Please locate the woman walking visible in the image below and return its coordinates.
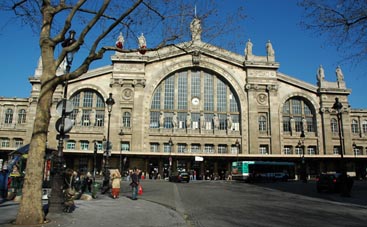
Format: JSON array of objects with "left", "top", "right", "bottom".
[{"left": 111, "top": 170, "right": 121, "bottom": 199}]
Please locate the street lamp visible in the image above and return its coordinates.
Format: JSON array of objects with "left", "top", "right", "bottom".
[
  {"left": 118, "top": 130, "right": 124, "bottom": 175},
  {"left": 102, "top": 93, "right": 115, "bottom": 194},
  {"left": 299, "top": 130, "right": 306, "bottom": 183},
  {"left": 353, "top": 142, "right": 357, "bottom": 178},
  {"left": 49, "top": 30, "right": 77, "bottom": 212},
  {"left": 168, "top": 138, "right": 173, "bottom": 177},
  {"left": 235, "top": 139, "right": 240, "bottom": 164},
  {"left": 332, "top": 97, "right": 350, "bottom": 196}
]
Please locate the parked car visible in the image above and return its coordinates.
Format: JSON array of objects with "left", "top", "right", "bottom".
[
  {"left": 169, "top": 172, "right": 190, "bottom": 183},
  {"left": 316, "top": 173, "right": 353, "bottom": 193}
]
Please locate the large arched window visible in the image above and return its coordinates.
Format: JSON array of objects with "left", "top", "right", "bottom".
[
  {"left": 70, "top": 89, "right": 105, "bottom": 127},
  {"left": 149, "top": 69, "right": 240, "bottom": 130},
  {"left": 282, "top": 97, "right": 316, "bottom": 133}
]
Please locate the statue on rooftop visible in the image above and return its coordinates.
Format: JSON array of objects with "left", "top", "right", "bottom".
[
  {"left": 317, "top": 65, "right": 325, "bottom": 82},
  {"left": 266, "top": 40, "right": 274, "bottom": 57},
  {"left": 245, "top": 39, "right": 253, "bottom": 57},
  {"left": 336, "top": 66, "right": 344, "bottom": 81},
  {"left": 190, "top": 17, "right": 202, "bottom": 41}
]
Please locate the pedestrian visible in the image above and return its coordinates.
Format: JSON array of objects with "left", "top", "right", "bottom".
[
  {"left": 85, "top": 172, "right": 93, "bottom": 193},
  {"left": 130, "top": 168, "right": 139, "bottom": 200},
  {"left": 111, "top": 170, "right": 121, "bottom": 199}
]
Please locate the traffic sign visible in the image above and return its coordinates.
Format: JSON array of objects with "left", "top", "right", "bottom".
[
  {"left": 55, "top": 118, "right": 74, "bottom": 133},
  {"left": 56, "top": 100, "right": 74, "bottom": 115}
]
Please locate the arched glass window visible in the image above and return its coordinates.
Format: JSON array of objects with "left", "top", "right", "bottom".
[
  {"left": 4, "top": 109, "right": 13, "bottom": 124},
  {"left": 282, "top": 97, "right": 316, "bottom": 133},
  {"left": 18, "top": 109, "right": 27, "bottom": 124},
  {"left": 351, "top": 119, "right": 359, "bottom": 134},
  {"left": 150, "top": 69, "right": 240, "bottom": 130},
  {"left": 122, "top": 112, "right": 131, "bottom": 128},
  {"left": 70, "top": 89, "right": 105, "bottom": 127},
  {"left": 331, "top": 118, "right": 338, "bottom": 133}
]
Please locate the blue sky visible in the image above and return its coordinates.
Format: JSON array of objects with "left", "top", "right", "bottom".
[{"left": 0, "top": 0, "right": 366, "bottom": 108}]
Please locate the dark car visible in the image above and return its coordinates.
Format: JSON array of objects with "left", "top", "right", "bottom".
[
  {"left": 316, "top": 173, "right": 353, "bottom": 193},
  {"left": 169, "top": 172, "right": 190, "bottom": 183}
]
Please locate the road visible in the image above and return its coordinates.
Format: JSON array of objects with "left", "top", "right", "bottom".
[{"left": 121, "top": 180, "right": 367, "bottom": 227}]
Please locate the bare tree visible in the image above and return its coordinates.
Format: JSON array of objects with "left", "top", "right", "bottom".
[
  {"left": 299, "top": 0, "right": 367, "bottom": 63},
  {"left": 0, "top": 0, "right": 246, "bottom": 225}
]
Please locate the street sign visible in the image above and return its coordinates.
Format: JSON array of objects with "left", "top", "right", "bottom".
[
  {"left": 55, "top": 118, "right": 74, "bottom": 133},
  {"left": 56, "top": 100, "right": 74, "bottom": 115}
]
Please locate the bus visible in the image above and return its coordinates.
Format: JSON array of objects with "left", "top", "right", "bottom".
[{"left": 231, "top": 161, "right": 295, "bottom": 182}]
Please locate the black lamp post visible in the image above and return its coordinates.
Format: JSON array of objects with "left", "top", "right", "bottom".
[
  {"left": 102, "top": 93, "right": 115, "bottom": 194},
  {"left": 235, "top": 139, "right": 240, "bottom": 164},
  {"left": 168, "top": 138, "right": 173, "bottom": 177},
  {"left": 119, "top": 130, "right": 124, "bottom": 174},
  {"left": 332, "top": 97, "right": 350, "bottom": 197},
  {"left": 49, "top": 30, "right": 77, "bottom": 212},
  {"left": 299, "top": 130, "right": 306, "bottom": 183},
  {"left": 353, "top": 142, "right": 357, "bottom": 178}
]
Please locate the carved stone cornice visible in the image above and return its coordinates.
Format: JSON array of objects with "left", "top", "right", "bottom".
[
  {"left": 110, "top": 78, "right": 146, "bottom": 88},
  {"left": 133, "top": 79, "right": 146, "bottom": 88}
]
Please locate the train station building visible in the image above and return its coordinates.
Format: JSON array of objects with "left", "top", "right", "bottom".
[{"left": 1, "top": 18, "right": 366, "bottom": 180}]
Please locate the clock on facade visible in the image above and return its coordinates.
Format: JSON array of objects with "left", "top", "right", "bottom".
[{"left": 191, "top": 97, "right": 200, "bottom": 105}]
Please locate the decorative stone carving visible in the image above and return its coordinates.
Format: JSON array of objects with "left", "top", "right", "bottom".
[
  {"left": 266, "top": 40, "right": 274, "bottom": 57},
  {"left": 122, "top": 88, "right": 134, "bottom": 100},
  {"left": 133, "top": 79, "right": 146, "bottom": 88},
  {"left": 245, "top": 39, "right": 253, "bottom": 58},
  {"left": 257, "top": 93, "right": 267, "bottom": 105},
  {"left": 336, "top": 66, "right": 344, "bottom": 81},
  {"left": 190, "top": 17, "right": 202, "bottom": 41},
  {"left": 317, "top": 65, "right": 325, "bottom": 82},
  {"left": 192, "top": 51, "right": 201, "bottom": 65}
]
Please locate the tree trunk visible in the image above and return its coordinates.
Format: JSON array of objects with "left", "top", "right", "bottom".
[{"left": 15, "top": 86, "right": 54, "bottom": 225}]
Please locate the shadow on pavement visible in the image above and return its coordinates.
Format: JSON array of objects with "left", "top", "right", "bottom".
[{"left": 252, "top": 180, "right": 367, "bottom": 207}]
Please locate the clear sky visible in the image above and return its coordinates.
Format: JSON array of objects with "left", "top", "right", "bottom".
[{"left": 0, "top": 0, "right": 366, "bottom": 108}]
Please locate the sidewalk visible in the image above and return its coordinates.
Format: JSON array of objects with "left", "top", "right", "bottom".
[{"left": 0, "top": 194, "right": 187, "bottom": 227}]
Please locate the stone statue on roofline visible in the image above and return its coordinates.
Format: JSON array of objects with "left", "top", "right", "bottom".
[
  {"left": 266, "top": 40, "right": 274, "bottom": 57},
  {"left": 317, "top": 65, "right": 325, "bottom": 82},
  {"left": 190, "top": 17, "right": 202, "bottom": 41},
  {"left": 115, "top": 32, "right": 124, "bottom": 49},
  {"left": 336, "top": 66, "right": 344, "bottom": 81},
  {"left": 245, "top": 39, "right": 253, "bottom": 57}
]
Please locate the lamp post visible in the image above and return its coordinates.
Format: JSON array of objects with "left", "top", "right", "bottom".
[
  {"left": 102, "top": 93, "right": 115, "bottom": 194},
  {"left": 49, "top": 30, "right": 77, "bottom": 212},
  {"left": 299, "top": 130, "right": 306, "bottom": 183},
  {"left": 353, "top": 142, "right": 357, "bottom": 178},
  {"left": 168, "top": 137, "right": 173, "bottom": 177},
  {"left": 235, "top": 139, "right": 240, "bottom": 164},
  {"left": 332, "top": 97, "right": 350, "bottom": 197},
  {"left": 119, "top": 130, "right": 124, "bottom": 174}
]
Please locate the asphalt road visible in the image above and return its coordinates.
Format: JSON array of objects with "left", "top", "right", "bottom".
[{"left": 121, "top": 180, "right": 367, "bottom": 227}]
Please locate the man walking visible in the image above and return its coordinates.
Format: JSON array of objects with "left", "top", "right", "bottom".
[{"left": 130, "top": 168, "right": 139, "bottom": 200}]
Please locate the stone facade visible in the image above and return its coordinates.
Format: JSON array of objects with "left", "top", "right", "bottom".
[{"left": 1, "top": 19, "right": 366, "bottom": 180}]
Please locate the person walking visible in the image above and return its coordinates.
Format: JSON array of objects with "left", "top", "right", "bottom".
[
  {"left": 130, "top": 168, "right": 139, "bottom": 200},
  {"left": 111, "top": 170, "right": 121, "bottom": 199}
]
